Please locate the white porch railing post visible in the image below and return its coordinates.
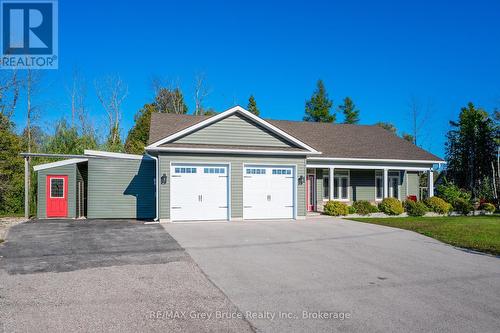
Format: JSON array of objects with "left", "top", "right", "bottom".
[
  {"left": 383, "top": 168, "right": 388, "bottom": 198},
  {"left": 329, "top": 167, "right": 334, "bottom": 200},
  {"left": 428, "top": 169, "right": 434, "bottom": 197}
]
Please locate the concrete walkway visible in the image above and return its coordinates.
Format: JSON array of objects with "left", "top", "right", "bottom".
[{"left": 164, "top": 217, "right": 500, "bottom": 333}]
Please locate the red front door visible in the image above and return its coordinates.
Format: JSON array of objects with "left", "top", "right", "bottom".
[
  {"left": 306, "top": 174, "right": 316, "bottom": 212},
  {"left": 46, "top": 175, "right": 68, "bottom": 217}
]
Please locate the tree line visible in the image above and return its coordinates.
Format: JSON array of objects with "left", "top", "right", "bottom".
[{"left": 0, "top": 72, "right": 498, "bottom": 215}]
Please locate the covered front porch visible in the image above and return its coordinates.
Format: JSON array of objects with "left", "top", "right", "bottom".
[{"left": 305, "top": 160, "right": 435, "bottom": 213}]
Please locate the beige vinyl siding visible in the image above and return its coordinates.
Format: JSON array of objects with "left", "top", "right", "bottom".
[
  {"left": 158, "top": 153, "right": 306, "bottom": 220},
  {"left": 87, "top": 158, "right": 155, "bottom": 219},
  {"left": 173, "top": 114, "right": 295, "bottom": 148},
  {"left": 37, "top": 164, "right": 77, "bottom": 218}
]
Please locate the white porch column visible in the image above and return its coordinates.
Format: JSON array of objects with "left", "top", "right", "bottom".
[
  {"left": 329, "top": 167, "right": 334, "bottom": 200},
  {"left": 428, "top": 169, "right": 434, "bottom": 197},
  {"left": 383, "top": 168, "right": 388, "bottom": 198}
]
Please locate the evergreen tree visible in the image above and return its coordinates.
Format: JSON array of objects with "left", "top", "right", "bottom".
[
  {"left": 124, "top": 104, "right": 156, "bottom": 154},
  {"left": 338, "top": 97, "right": 360, "bottom": 124},
  {"left": 247, "top": 95, "right": 260, "bottom": 116},
  {"left": 303, "top": 80, "right": 334, "bottom": 122},
  {"left": 0, "top": 114, "right": 24, "bottom": 214},
  {"left": 375, "top": 122, "right": 397, "bottom": 135},
  {"left": 445, "top": 102, "right": 499, "bottom": 199},
  {"left": 104, "top": 126, "right": 123, "bottom": 152},
  {"left": 402, "top": 133, "right": 415, "bottom": 143}
]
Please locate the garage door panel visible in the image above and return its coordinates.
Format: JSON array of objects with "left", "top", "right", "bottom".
[
  {"left": 171, "top": 164, "right": 229, "bottom": 221},
  {"left": 243, "top": 166, "right": 294, "bottom": 220}
]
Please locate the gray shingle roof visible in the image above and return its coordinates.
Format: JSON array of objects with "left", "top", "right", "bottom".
[{"left": 148, "top": 113, "right": 443, "bottom": 161}]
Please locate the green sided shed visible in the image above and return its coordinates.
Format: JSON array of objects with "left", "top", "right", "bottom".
[{"left": 34, "top": 152, "right": 156, "bottom": 220}]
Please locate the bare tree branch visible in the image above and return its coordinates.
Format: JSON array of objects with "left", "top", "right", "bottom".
[
  {"left": 94, "top": 75, "right": 128, "bottom": 146},
  {"left": 194, "top": 72, "right": 211, "bottom": 115}
]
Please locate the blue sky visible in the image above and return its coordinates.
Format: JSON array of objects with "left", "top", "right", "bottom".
[{"left": 10, "top": 0, "right": 500, "bottom": 158}]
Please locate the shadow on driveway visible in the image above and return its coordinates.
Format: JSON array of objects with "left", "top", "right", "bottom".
[{"left": 0, "top": 219, "right": 189, "bottom": 274}]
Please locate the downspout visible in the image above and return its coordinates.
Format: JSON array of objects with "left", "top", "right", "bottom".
[{"left": 145, "top": 152, "right": 159, "bottom": 223}]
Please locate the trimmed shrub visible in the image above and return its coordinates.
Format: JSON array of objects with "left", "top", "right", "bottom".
[
  {"left": 480, "top": 203, "right": 496, "bottom": 213},
  {"left": 453, "top": 198, "right": 473, "bottom": 215},
  {"left": 347, "top": 206, "right": 356, "bottom": 214},
  {"left": 425, "top": 197, "right": 452, "bottom": 215},
  {"left": 378, "top": 198, "right": 404, "bottom": 215},
  {"left": 324, "top": 201, "right": 349, "bottom": 216},
  {"left": 436, "top": 182, "right": 471, "bottom": 206},
  {"left": 404, "top": 200, "right": 428, "bottom": 217},
  {"left": 369, "top": 204, "right": 380, "bottom": 213},
  {"left": 352, "top": 200, "right": 378, "bottom": 215}
]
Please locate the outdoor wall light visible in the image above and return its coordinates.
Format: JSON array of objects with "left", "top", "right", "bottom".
[
  {"left": 298, "top": 175, "right": 304, "bottom": 185},
  {"left": 161, "top": 173, "right": 167, "bottom": 185}
]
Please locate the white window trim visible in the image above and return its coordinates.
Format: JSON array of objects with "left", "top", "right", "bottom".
[
  {"left": 49, "top": 177, "right": 65, "bottom": 199},
  {"left": 333, "top": 170, "right": 350, "bottom": 201},
  {"left": 375, "top": 171, "right": 383, "bottom": 201}
]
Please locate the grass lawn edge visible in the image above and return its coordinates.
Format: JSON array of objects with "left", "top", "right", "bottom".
[{"left": 346, "top": 216, "right": 500, "bottom": 257}]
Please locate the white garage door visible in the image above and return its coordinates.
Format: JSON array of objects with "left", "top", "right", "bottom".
[
  {"left": 243, "top": 166, "right": 295, "bottom": 220},
  {"left": 170, "top": 164, "right": 229, "bottom": 221}
]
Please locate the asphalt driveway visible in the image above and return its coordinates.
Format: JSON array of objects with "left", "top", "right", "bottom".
[
  {"left": 164, "top": 217, "right": 500, "bottom": 333},
  {"left": 0, "top": 219, "right": 253, "bottom": 332}
]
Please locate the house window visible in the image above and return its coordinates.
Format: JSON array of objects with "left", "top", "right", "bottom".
[
  {"left": 333, "top": 170, "right": 349, "bottom": 200},
  {"left": 375, "top": 171, "right": 383, "bottom": 200},
  {"left": 323, "top": 176, "right": 329, "bottom": 199},
  {"left": 50, "top": 178, "right": 64, "bottom": 198}
]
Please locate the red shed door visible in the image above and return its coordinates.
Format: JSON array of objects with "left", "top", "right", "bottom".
[{"left": 46, "top": 175, "right": 68, "bottom": 217}]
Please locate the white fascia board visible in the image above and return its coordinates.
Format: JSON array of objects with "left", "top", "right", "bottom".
[
  {"left": 33, "top": 158, "right": 88, "bottom": 171},
  {"left": 306, "top": 164, "right": 431, "bottom": 171},
  {"left": 307, "top": 156, "right": 445, "bottom": 164},
  {"left": 146, "top": 106, "right": 320, "bottom": 153},
  {"left": 146, "top": 146, "right": 319, "bottom": 156},
  {"left": 84, "top": 150, "right": 151, "bottom": 160}
]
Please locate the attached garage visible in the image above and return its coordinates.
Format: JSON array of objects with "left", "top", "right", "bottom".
[
  {"left": 170, "top": 164, "right": 229, "bottom": 221},
  {"left": 243, "top": 165, "right": 295, "bottom": 220}
]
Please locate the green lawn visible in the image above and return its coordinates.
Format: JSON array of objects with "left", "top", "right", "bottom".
[
  {"left": 0, "top": 212, "right": 25, "bottom": 218},
  {"left": 348, "top": 215, "right": 500, "bottom": 256}
]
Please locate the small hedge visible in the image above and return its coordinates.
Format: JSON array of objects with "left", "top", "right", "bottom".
[
  {"left": 480, "top": 203, "right": 496, "bottom": 213},
  {"left": 347, "top": 206, "right": 357, "bottom": 214},
  {"left": 425, "top": 197, "right": 452, "bottom": 215},
  {"left": 324, "top": 201, "right": 349, "bottom": 216},
  {"left": 378, "top": 198, "right": 404, "bottom": 215},
  {"left": 453, "top": 198, "right": 473, "bottom": 215},
  {"left": 404, "top": 200, "right": 428, "bottom": 217},
  {"left": 352, "top": 200, "right": 378, "bottom": 215}
]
